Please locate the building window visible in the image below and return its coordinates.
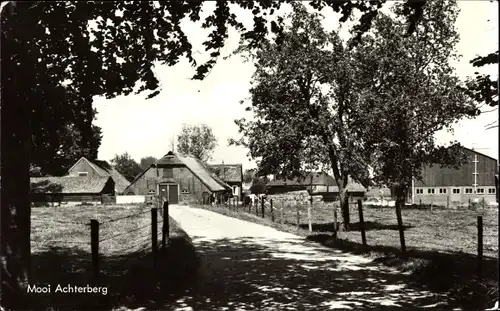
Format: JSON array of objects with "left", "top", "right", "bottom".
[
  {"left": 232, "top": 185, "right": 238, "bottom": 195},
  {"left": 439, "top": 188, "right": 447, "bottom": 194},
  {"left": 78, "top": 172, "right": 88, "bottom": 176},
  {"left": 452, "top": 188, "right": 460, "bottom": 194},
  {"left": 477, "top": 188, "right": 485, "bottom": 194},
  {"left": 163, "top": 168, "right": 173, "bottom": 178},
  {"left": 427, "top": 188, "right": 435, "bottom": 194},
  {"left": 465, "top": 188, "right": 473, "bottom": 194},
  {"left": 488, "top": 188, "right": 496, "bottom": 194},
  {"left": 416, "top": 189, "right": 423, "bottom": 194},
  {"left": 180, "top": 179, "right": 190, "bottom": 194}
]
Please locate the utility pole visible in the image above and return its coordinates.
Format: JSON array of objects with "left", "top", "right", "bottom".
[{"left": 473, "top": 154, "right": 479, "bottom": 194}]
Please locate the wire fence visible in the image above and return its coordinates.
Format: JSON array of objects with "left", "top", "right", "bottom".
[
  {"left": 31, "top": 196, "right": 169, "bottom": 278},
  {"left": 206, "top": 195, "right": 498, "bottom": 276}
]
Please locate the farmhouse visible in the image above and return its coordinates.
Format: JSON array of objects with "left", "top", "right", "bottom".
[
  {"left": 30, "top": 176, "right": 115, "bottom": 204},
  {"left": 208, "top": 163, "right": 243, "bottom": 200},
  {"left": 413, "top": 147, "right": 498, "bottom": 206},
  {"left": 66, "top": 157, "right": 130, "bottom": 194},
  {"left": 123, "top": 151, "right": 231, "bottom": 204},
  {"left": 266, "top": 172, "right": 366, "bottom": 201}
]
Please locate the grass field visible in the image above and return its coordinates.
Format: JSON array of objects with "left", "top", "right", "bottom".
[
  {"left": 195, "top": 202, "right": 499, "bottom": 310},
  {"left": 29, "top": 204, "right": 199, "bottom": 311},
  {"left": 211, "top": 200, "right": 498, "bottom": 258}
]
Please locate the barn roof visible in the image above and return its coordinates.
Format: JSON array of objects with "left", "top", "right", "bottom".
[
  {"left": 267, "top": 172, "right": 336, "bottom": 187},
  {"left": 137, "top": 151, "right": 226, "bottom": 192},
  {"left": 312, "top": 182, "right": 366, "bottom": 193},
  {"left": 207, "top": 164, "right": 243, "bottom": 183},
  {"left": 268, "top": 172, "right": 366, "bottom": 193},
  {"left": 30, "top": 176, "right": 112, "bottom": 194},
  {"left": 67, "top": 157, "right": 130, "bottom": 194},
  {"left": 92, "top": 160, "right": 131, "bottom": 194}
]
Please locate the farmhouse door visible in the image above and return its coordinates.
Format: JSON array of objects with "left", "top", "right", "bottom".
[
  {"left": 168, "top": 184, "right": 179, "bottom": 204},
  {"left": 159, "top": 184, "right": 168, "bottom": 201}
]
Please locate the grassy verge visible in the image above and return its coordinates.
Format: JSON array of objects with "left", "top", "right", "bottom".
[
  {"left": 28, "top": 205, "right": 200, "bottom": 311},
  {"left": 193, "top": 203, "right": 499, "bottom": 310}
]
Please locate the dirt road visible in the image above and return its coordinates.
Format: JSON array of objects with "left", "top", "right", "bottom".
[{"left": 166, "top": 205, "right": 448, "bottom": 310}]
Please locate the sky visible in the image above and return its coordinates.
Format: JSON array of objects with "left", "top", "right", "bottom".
[{"left": 93, "top": 1, "right": 499, "bottom": 170}]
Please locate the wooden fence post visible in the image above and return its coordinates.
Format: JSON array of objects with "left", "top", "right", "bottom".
[
  {"left": 357, "top": 199, "right": 366, "bottom": 246},
  {"left": 419, "top": 199, "right": 422, "bottom": 209},
  {"left": 447, "top": 195, "right": 450, "bottom": 209},
  {"left": 281, "top": 203, "right": 285, "bottom": 225},
  {"left": 270, "top": 199, "right": 274, "bottom": 222},
  {"left": 90, "top": 219, "right": 100, "bottom": 279},
  {"left": 308, "top": 199, "right": 312, "bottom": 232},
  {"left": 261, "top": 197, "right": 265, "bottom": 218},
  {"left": 395, "top": 200, "right": 406, "bottom": 254},
  {"left": 296, "top": 201, "right": 300, "bottom": 230},
  {"left": 162, "top": 201, "right": 169, "bottom": 250},
  {"left": 333, "top": 206, "right": 338, "bottom": 239},
  {"left": 151, "top": 208, "right": 158, "bottom": 267},
  {"left": 477, "top": 215, "right": 483, "bottom": 278}
]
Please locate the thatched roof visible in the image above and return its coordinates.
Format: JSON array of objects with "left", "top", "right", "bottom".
[
  {"left": 92, "top": 160, "right": 131, "bottom": 194},
  {"left": 30, "top": 176, "right": 112, "bottom": 194},
  {"left": 268, "top": 172, "right": 366, "bottom": 193},
  {"left": 67, "top": 157, "right": 130, "bottom": 194},
  {"left": 207, "top": 164, "right": 243, "bottom": 183},
  {"left": 267, "top": 172, "right": 336, "bottom": 187},
  {"left": 151, "top": 151, "right": 227, "bottom": 192}
]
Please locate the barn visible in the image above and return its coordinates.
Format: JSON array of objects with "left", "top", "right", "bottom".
[
  {"left": 266, "top": 172, "right": 366, "bottom": 201},
  {"left": 123, "top": 151, "right": 230, "bottom": 204},
  {"left": 30, "top": 176, "right": 115, "bottom": 205},
  {"left": 413, "top": 147, "right": 498, "bottom": 206}
]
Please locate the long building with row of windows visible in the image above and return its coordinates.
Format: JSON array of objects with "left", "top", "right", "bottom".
[{"left": 412, "top": 147, "right": 498, "bottom": 206}]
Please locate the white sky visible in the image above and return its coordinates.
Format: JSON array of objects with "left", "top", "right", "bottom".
[{"left": 93, "top": 1, "right": 499, "bottom": 170}]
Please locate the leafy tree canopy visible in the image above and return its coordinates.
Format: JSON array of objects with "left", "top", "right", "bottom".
[
  {"left": 139, "top": 156, "right": 158, "bottom": 170},
  {"left": 110, "top": 152, "right": 143, "bottom": 182},
  {"left": 177, "top": 124, "right": 218, "bottom": 162},
  {"left": 230, "top": 1, "right": 479, "bottom": 225}
]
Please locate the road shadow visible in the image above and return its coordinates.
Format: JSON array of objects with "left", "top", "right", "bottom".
[
  {"left": 300, "top": 221, "right": 414, "bottom": 233},
  {"left": 151, "top": 235, "right": 452, "bottom": 311},
  {"left": 23, "top": 232, "right": 200, "bottom": 311},
  {"left": 306, "top": 234, "right": 499, "bottom": 310}
]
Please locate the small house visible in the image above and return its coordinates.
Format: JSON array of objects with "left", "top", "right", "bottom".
[{"left": 208, "top": 163, "right": 243, "bottom": 200}]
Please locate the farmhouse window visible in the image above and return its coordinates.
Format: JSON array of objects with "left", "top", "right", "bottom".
[
  {"left": 416, "top": 189, "right": 423, "bottom": 194},
  {"left": 180, "top": 179, "right": 190, "bottom": 194},
  {"left": 78, "top": 172, "right": 88, "bottom": 176},
  {"left": 465, "top": 188, "right": 473, "bottom": 194},
  {"left": 488, "top": 188, "right": 496, "bottom": 194},
  {"left": 452, "top": 188, "right": 460, "bottom": 194},
  {"left": 439, "top": 188, "right": 447, "bottom": 194},
  {"left": 427, "top": 188, "right": 435, "bottom": 194},
  {"left": 477, "top": 188, "right": 485, "bottom": 194},
  {"left": 163, "top": 168, "right": 173, "bottom": 178},
  {"left": 232, "top": 185, "right": 238, "bottom": 195}
]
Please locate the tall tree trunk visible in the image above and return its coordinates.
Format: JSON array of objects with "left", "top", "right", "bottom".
[
  {"left": 394, "top": 185, "right": 407, "bottom": 254},
  {"left": 1, "top": 2, "right": 34, "bottom": 309},
  {"left": 335, "top": 175, "right": 350, "bottom": 231}
]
